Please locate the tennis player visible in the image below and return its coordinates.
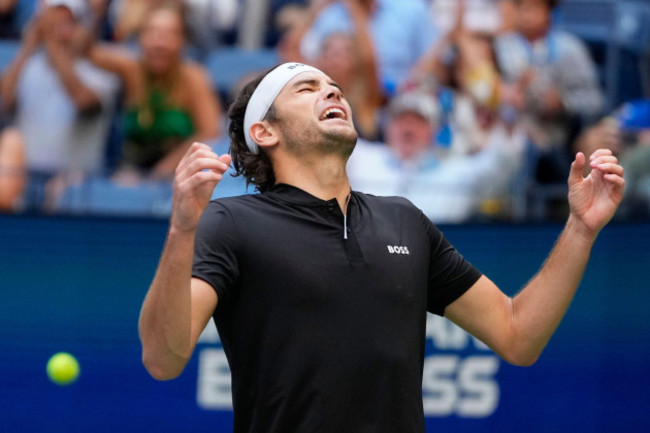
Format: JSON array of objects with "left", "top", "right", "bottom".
[{"left": 138, "top": 63, "right": 625, "bottom": 432}]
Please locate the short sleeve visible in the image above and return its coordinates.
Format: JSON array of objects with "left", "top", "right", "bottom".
[
  {"left": 192, "top": 202, "right": 240, "bottom": 300},
  {"left": 423, "top": 212, "right": 482, "bottom": 316}
]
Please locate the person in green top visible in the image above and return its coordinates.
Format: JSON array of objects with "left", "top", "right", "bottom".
[
  {"left": 87, "top": 0, "right": 222, "bottom": 180},
  {"left": 122, "top": 82, "right": 196, "bottom": 170}
]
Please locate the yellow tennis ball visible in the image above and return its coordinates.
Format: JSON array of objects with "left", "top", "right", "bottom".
[{"left": 46, "top": 352, "right": 80, "bottom": 386}]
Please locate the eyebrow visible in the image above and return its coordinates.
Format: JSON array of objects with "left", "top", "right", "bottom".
[{"left": 291, "top": 78, "right": 344, "bottom": 93}]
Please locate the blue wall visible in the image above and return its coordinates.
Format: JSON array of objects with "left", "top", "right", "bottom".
[{"left": 1, "top": 215, "right": 648, "bottom": 432}]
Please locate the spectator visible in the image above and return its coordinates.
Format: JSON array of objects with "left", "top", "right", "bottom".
[
  {"left": 430, "top": 0, "right": 502, "bottom": 38},
  {"left": 495, "top": 0, "right": 603, "bottom": 183},
  {"left": 499, "top": 0, "right": 517, "bottom": 33},
  {"left": 280, "top": 0, "right": 384, "bottom": 141},
  {"left": 300, "top": 0, "right": 437, "bottom": 96},
  {"left": 87, "top": 0, "right": 222, "bottom": 182},
  {"left": 445, "top": 30, "right": 520, "bottom": 156},
  {"left": 0, "top": 0, "right": 120, "bottom": 209},
  {"left": 108, "top": 0, "right": 239, "bottom": 59},
  {"left": 0, "top": 0, "right": 19, "bottom": 38},
  {"left": 347, "top": 85, "right": 522, "bottom": 223},
  {"left": 575, "top": 100, "right": 650, "bottom": 218},
  {"left": 0, "top": 126, "right": 24, "bottom": 210},
  {"left": 413, "top": 1, "right": 525, "bottom": 157}
]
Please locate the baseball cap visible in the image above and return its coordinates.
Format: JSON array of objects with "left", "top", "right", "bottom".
[
  {"left": 388, "top": 91, "right": 440, "bottom": 128},
  {"left": 42, "top": 0, "right": 87, "bottom": 21},
  {"left": 616, "top": 99, "right": 650, "bottom": 131}
]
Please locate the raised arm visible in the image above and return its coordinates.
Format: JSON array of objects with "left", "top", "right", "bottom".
[
  {"left": 138, "top": 142, "right": 231, "bottom": 380},
  {"left": 343, "top": 0, "right": 382, "bottom": 107},
  {"left": 277, "top": 0, "right": 335, "bottom": 63},
  {"left": 445, "top": 149, "right": 625, "bottom": 366},
  {"left": 1, "top": 16, "right": 42, "bottom": 113}
]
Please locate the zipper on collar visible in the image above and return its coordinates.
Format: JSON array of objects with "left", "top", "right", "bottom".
[{"left": 343, "top": 193, "right": 351, "bottom": 240}]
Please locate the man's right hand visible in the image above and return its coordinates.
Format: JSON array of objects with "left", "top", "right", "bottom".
[{"left": 170, "top": 142, "right": 232, "bottom": 234}]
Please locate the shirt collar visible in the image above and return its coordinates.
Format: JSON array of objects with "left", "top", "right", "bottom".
[{"left": 266, "top": 183, "right": 346, "bottom": 207}]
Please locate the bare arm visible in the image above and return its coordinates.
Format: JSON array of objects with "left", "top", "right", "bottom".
[
  {"left": 0, "top": 127, "right": 25, "bottom": 210},
  {"left": 410, "top": 0, "right": 465, "bottom": 85},
  {"left": 45, "top": 39, "right": 103, "bottom": 113},
  {"left": 446, "top": 149, "right": 625, "bottom": 366},
  {"left": 112, "top": 0, "right": 151, "bottom": 41},
  {"left": 0, "top": 0, "right": 18, "bottom": 15},
  {"left": 343, "top": 0, "right": 382, "bottom": 107},
  {"left": 87, "top": 43, "right": 137, "bottom": 79},
  {"left": 278, "top": 0, "right": 335, "bottom": 62},
  {"left": 139, "top": 142, "right": 232, "bottom": 380},
  {"left": 1, "top": 18, "right": 42, "bottom": 113}
]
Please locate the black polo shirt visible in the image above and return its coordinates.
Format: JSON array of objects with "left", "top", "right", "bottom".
[{"left": 192, "top": 184, "right": 481, "bottom": 433}]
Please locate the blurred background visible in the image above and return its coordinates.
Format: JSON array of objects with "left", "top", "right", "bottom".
[{"left": 1, "top": 0, "right": 649, "bottom": 432}]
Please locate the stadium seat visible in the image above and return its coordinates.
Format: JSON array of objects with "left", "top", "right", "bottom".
[
  {"left": 14, "top": 0, "right": 39, "bottom": 34},
  {"left": 57, "top": 176, "right": 174, "bottom": 217},
  {"left": 556, "top": 0, "right": 650, "bottom": 110},
  {"left": 0, "top": 40, "right": 20, "bottom": 73},
  {"left": 205, "top": 47, "right": 279, "bottom": 98}
]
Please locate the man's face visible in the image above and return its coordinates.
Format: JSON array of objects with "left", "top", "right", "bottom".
[
  {"left": 269, "top": 71, "right": 358, "bottom": 157},
  {"left": 140, "top": 8, "right": 185, "bottom": 75},
  {"left": 386, "top": 111, "right": 433, "bottom": 160},
  {"left": 516, "top": 0, "right": 551, "bottom": 40},
  {"left": 43, "top": 6, "right": 78, "bottom": 44},
  {"left": 317, "top": 33, "right": 356, "bottom": 86}
]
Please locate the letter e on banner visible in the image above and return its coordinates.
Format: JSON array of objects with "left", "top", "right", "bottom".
[{"left": 197, "top": 349, "right": 233, "bottom": 409}]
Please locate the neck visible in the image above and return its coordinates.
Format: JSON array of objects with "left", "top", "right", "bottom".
[{"left": 273, "top": 152, "right": 352, "bottom": 212}]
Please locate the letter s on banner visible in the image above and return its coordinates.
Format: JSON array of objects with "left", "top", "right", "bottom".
[
  {"left": 422, "top": 355, "right": 500, "bottom": 418},
  {"left": 457, "top": 356, "right": 500, "bottom": 417}
]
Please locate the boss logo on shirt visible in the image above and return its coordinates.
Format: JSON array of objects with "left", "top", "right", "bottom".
[{"left": 387, "top": 245, "right": 410, "bottom": 255}]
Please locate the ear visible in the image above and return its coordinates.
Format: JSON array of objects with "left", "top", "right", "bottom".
[{"left": 249, "top": 120, "right": 279, "bottom": 152}]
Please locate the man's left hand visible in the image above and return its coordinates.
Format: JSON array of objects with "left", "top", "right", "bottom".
[{"left": 567, "top": 149, "right": 625, "bottom": 238}]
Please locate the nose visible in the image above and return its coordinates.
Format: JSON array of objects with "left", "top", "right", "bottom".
[{"left": 325, "top": 84, "right": 343, "bottom": 101}]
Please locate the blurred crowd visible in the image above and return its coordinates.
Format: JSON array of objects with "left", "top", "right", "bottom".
[{"left": 0, "top": 0, "right": 649, "bottom": 222}]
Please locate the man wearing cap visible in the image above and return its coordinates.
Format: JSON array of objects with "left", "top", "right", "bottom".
[
  {"left": 138, "top": 63, "right": 625, "bottom": 432},
  {"left": 0, "top": 0, "right": 119, "bottom": 208},
  {"left": 347, "top": 88, "right": 522, "bottom": 223}
]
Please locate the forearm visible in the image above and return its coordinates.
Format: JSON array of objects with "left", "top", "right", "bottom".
[
  {"left": 0, "top": 0, "right": 17, "bottom": 15},
  {"left": 510, "top": 214, "right": 595, "bottom": 363},
  {"left": 138, "top": 226, "right": 196, "bottom": 379},
  {"left": 1, "top": 48, "right": 31, "bottom": 112},
  {"left": 346, "top": 2, "right": 381, "bottom": 104},
  {"left": 48, "top": 51, "right": 102, "bottom": 112}
]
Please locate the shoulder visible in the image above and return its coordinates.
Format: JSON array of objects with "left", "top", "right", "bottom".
[
  {"left": 196, "top": 195, "right": 263, "bottom": 239},
  {"left": 206, "top": 193, "right": 265, "bottom": 214},
  {"left": 494, "top": 32, "right": 522, "bottom": 52},
  {"left": 355, "top": 192, "right": 444, "bottom": 244},
  {"left": 551, "top": 30, "right": 591, "bottom": 56},
  {"left": 355, "top": 191, "right": 424, "bottom": 219},
  {"left": 181, "top": 61, "right": 213, "bottom": 90},
  {"left": 76, "top": 58, "right": 121, "bottom": 86}
]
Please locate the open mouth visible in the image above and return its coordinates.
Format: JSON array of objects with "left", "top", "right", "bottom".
[{"left": 319, "top": 107, "right": 347, "bottom": 121}]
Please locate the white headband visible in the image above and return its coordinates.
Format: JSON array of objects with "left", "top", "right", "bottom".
[{"left": 243, "top": 63, "right": 322, "bottom": 154}]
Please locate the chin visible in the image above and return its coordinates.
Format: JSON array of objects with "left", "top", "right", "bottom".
[{"left": 323, "top": 129, "right": 358, "bottom": 156}]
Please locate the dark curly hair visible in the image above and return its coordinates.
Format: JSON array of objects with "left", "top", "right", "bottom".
[{"left": 227, "top": 67, "right": 280, "bottom": 193}]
